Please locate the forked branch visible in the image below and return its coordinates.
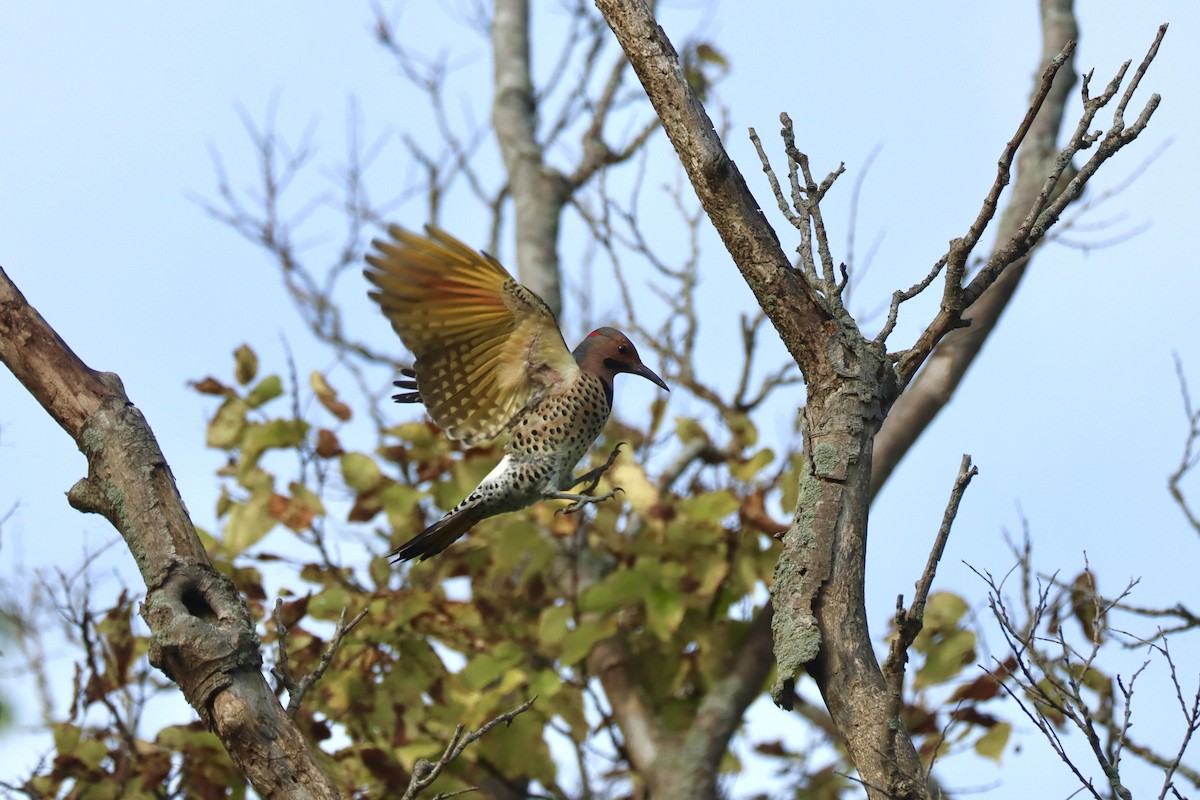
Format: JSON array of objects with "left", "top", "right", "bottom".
[
  {"left": 893, "top": 25, "right": 1166, "bottom": 388},
  {"left": 400, "top": 698, "right": 537, "bottom": 800}
]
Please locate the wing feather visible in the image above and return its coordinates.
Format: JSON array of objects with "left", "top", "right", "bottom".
[{"left": 365, "top": 225, "right": 578, "bottom": 445}]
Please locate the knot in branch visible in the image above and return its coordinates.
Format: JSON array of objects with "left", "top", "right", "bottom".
[{"left": 144, "top": 563, "right": 262, "bottom": 724}]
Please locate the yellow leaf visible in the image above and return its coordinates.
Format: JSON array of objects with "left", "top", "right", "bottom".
[
  {"left": 560, "top": 617, "right": 617, "bottom": 665},
  {"left": 923, "top": 592, "right": 969, "bottom": 631},
  {"left": 974, "top": 722, "right": 1011, "bottom": 762},
  {"left": 310, "top": 370, "right": 352, "bottom": 421},
  {"left": 206, "top": 397, "right": 248, "bottom": 449},
  {"left": 730, "top": 447, "right": 774, "bottom": 482},
  {"left": 678, "top": 490, "right": 739, "bottom": 522},
  {"left": 608, "top": 456, "right": 657, "bottom": 516},
  {"left": 341, "top": 452, "right": 384, "bottom": 492},
  {"left": 223, "top": 492, "right": 276, "bottom": 556}
]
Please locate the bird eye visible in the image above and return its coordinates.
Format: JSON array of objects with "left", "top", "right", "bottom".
[{"left": 617, "top": 344, "right": 630, "bottom": 355}]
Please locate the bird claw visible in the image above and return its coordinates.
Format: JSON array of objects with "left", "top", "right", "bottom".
[
  {"left": 570, "top": 441, "right": 627, "bottom": 495},
  {"left": 555, "top": 487, "right": 625, "bottom": 515}
]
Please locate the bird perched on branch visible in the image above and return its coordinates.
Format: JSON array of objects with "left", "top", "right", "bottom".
[{"left": 365, "top": 226, "right": 668, "bottom": 562}]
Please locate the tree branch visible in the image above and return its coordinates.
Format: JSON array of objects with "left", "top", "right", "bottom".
[
  {"left": 595, "top": 3, "right": 921, "bottom": 798},
  {"left": 493, "top": 0, "right": 571, "bottom": 315},
  {"left": 400, "top": 698, "right": 538, "bottom": 800},
  {"left": 882, "top": 455, "right": 978, "bottom": 783},
  {"left": 594, "top": 0, "right": 832, "bottom": 384},
  {"left": 874, "top": 3, "right": 1166, "bottom": 495},
  {"left": 272, "top": 600, "right": 368, "bottom": 719},
  {"left": 586, "top": 637, "right": 664, "bottom": 774},
  {"left": 0, "top": 267, "right": 342, "bottom": 799}
]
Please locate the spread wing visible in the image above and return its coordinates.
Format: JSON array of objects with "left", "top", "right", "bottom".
[{"left": 365, "top": 225, "right": 579, "bottom": 446}]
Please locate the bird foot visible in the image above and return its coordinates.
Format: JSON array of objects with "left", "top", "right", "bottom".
[
  {"left": 547, "top": 488, "right": 625, "bottom": 515},
  {"left": 569, "top": 442, "right": 627, "bottom": 495}
]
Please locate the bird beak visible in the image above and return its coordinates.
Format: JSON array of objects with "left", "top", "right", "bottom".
[{"left": 631, "top": 362, "right": 669, "bottom": 392}]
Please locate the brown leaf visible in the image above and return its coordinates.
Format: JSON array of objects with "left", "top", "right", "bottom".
[
  {"left": 83, "top": 672, "right": 110, "bottom": 706},
  {"left": 378, "top": 444, "right": 407, "bottom": 464},
  {"left": 315, "top": 428, "right": 344, "bottom": 458},
  {"left": 950, "top": 659, "right": 1015, "bottom": 703},
  {"left": 277, "top": 594, "right": 310, "bottom": 628},
  {"left": 311, "top": 370, "right": 353, "bottom": 421},
  {"left": 268, "top": 492, "right": 316, "bottom": 531},
  {"left": 1070, "top": 571, "right": 1102, "bottom": 643},
  {"left": 949, "top": 706, "right": 1001, "bottom": 728},
  {"left": 739, "top": 489, "right": 788, "bottom": 536},
  {"left": 190, "top": 376, "right": 231, "bottom": 395},
  {"left": 138, "top": 746, "right": 173, "bottom": 787},
  {"left": 348, "top": 490, "right": 382, "bottom": 522},
  {"left": 753, "top": 739, "right": 791, "bottom": 757}
]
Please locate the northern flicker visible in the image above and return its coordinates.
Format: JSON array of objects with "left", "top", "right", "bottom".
[{"left": 365, "top": 225, "right": 668, "bottom": 562}]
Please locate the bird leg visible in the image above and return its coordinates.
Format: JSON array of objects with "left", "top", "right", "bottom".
[
  {"left": 549, "top": 442, "right": 627, "bottom": 514},
  {"left": 570, "top": 442, "right": 626, "bottom": 495},
  {"left": 546, "top": 488, "right": 624, "bottom": 515}
]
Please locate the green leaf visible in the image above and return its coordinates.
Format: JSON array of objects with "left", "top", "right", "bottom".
[
  {"left": 578, "top": 569, "right": 648, "bottom": 614},
  {"left": 223, "top": 492, "right": 276, "bottom": 556},
  {"left": 727, "top": 411, "right": 758, "bottom": 447},
  {"left": 674, "top": 416, "right": 709, "bottom": 445},
  {"left": 694, "top": 555, "right": 730, "bottom": 598},
  {"left": 695, "top": 42, "right": 729, "bottom": 68},
  {"left": 52, "top": 721, "right": 81, "bottom": 755},
  {"left": 730, "top": 447, "right": 774, "bottom": 482},
  {"left": 646, "top": 584, "right": 685, "bottom": 640},
  {"left": 779, "top": 452, "right": 805, "bottom": 513},
  {"left": 914, "top": 628, "right": 976, "bottom": 688},
  {"left": 974, "top": 722, "right": 1011, "bottom": 762},
  {"left": 233, "top": 344, "right": 258, "bottom": 385},
  {"left": 923, "top": 591, "right": 968, "bottom": 632},
  {"left": 537, "top": 604, "right": 573, "bottom": 648},
  {"left": 244, "top": 374, "right": 283, "bottom": 408},
  {"left": 459, "top": 641, "right": 526, "bottom": 691},
  {"left": 392, "top": 420, "right": 439, "bottom": 447},
  {"left": 341, "top": 452, "right": 384, "bottom": 492},
  {"left": 559, "top": 618, "right": 617, "bottom": 665},
  {"left": 206, "top": 397, "right": 248, "bottom": 449},
  {"left": 242, "top": 419, "right": 308, "bottom": 459},
  {"left": 678, "top": 490, "right": 739, "bottom": 522},
  {"left": 155, "top": 724, "right": 225, "bottom": 752},
  {"left": 308, "top": 587, "right": 350, "bottom": 620},
  {"left": 478, "top": 709, "right": 554, "bottom": 784},
  {"left": 527, "top": 668, "right": 563, "bottom": 701}
]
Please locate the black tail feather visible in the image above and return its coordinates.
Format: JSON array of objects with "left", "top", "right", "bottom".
[{"left": 390, "top": 505, "right": 482, "bottom": 562}]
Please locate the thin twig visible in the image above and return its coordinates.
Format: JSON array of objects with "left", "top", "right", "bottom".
[
  {"left": 401, "top": 697, "right": 538, "bottom": 800},
  {"left": 881, "top": 455, "right": 978, "bottom": 779},
  {"left": 272, "top": 599, "right": 369, "bottom": 718}
]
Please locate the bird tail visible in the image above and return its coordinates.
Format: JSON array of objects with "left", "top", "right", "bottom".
[{"left": 390, "top": 505, "right": 484, "bottom": 563}]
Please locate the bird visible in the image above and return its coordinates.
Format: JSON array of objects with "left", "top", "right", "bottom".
[{"left": 364, "top": 225, "right": 668, "bottom": 562}]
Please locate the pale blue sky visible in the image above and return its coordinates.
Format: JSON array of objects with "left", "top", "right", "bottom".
[{"left": 2, "top": 2, "right": 1198, "bottom": 796}]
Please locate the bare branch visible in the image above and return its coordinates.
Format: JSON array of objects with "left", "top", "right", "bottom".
[
  {"left": 882, "top": 455, "right": 977, "bottom": 781},
  {"left": 400, "top": 698, "right": 538, "bottom": 800},
  {"left": 890, "top": 36, "right": 1079, "bottom": 383},
  {"left": 874, "top": 11, "right": 1166, "bottom": 497},
  {"left": 1169, "top": 354, "right": 1200, "bottom": 535},
  {"left": 272, "top": 599, "right": 369, "bottom": 719}
]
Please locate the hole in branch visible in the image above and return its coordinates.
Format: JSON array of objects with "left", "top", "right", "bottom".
[{"left": 181, "top": 585, "right": 216, "bottom": 621}]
